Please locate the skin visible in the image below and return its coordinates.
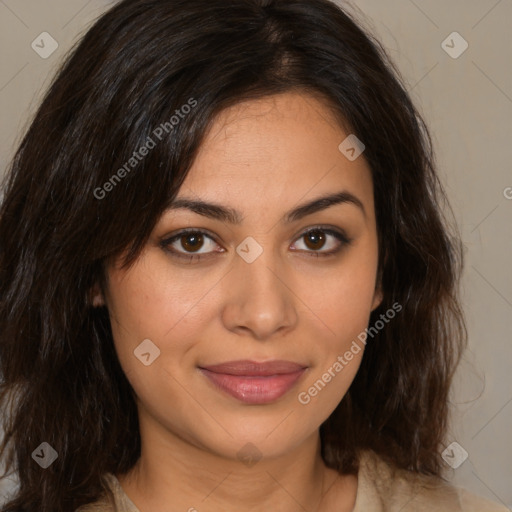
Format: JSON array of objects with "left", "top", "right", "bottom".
[{"left": 95, "top": 91, "right": 382, "bottom": 512}]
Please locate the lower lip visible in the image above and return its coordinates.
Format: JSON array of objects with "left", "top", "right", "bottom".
[{"left": 199, "top": 368, "right": 306, "bottom": 404}]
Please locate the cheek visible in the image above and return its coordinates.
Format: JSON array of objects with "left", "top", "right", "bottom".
[
  {"left": 295, "top": 267, "right": 375, "bottom": 411},
  {"left": 292, "top": 237, "right": 378, "bottom": 409},
  {"left": 105, "top": 265, "right": 212, "bottom": 427},
  {"left": 299, "top": 243, "right": 379, "bottom": 345},
  {"left": 108, "top": 249, "right": 219, "bottom": 329},
  {"left": 105, "top": 255, "right": 216, "bottom": 376}
]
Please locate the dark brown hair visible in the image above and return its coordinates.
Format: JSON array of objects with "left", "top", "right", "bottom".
[{"left": 0, "top": 0, "right": 466, "bottom": 510}]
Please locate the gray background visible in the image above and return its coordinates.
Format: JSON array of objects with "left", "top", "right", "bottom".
[{"left": 0, "top": 0, "right": 511, "bottom": 508}]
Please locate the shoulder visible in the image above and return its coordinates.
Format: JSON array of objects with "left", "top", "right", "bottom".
[
  {"left": 74, "top": 474, "right": 124, "bottom": 512},
  {"left": 76, "top": 500, "right": 114, "bottom": 512},
  {"left": 354, "top": 450, "right": 508, "bottom": 512},
  {"left": 75, "top": 495, "right": 115, "bottom": 512}
]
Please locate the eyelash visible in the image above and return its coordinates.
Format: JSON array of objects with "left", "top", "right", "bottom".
[{"left": 160, "top": 226, "right": 352, "bottom": 263}]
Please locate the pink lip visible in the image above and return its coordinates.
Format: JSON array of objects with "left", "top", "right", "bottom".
[{"left": 199, "top": 360, "right": 307, "bottom": 404}]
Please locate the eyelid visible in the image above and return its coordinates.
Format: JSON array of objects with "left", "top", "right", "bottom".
[
  {"left": 163, "top": 227, "right": 220, "bottom": 244},
  {"left": 160, "top": 228, "right": 223, "bottom": 261},
  {"left": 159, "top": 225, "right": 352, "bottom": 261}
]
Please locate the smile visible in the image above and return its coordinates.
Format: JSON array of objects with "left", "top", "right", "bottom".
[{"left": 198, "top": 360, "right": 308, "bottom": 404}]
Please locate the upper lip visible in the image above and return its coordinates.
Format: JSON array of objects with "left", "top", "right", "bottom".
[{"left": 199, "top": 360, "right": 307, "bottom": 376}]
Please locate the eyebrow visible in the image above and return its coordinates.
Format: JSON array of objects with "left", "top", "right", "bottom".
[{"left": 166, "top": 190, "right": 366, "bottom": 224}]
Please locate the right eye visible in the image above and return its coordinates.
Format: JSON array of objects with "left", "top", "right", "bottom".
[{"left": 160, "top": 229, "right": 224, "bottom": 262}]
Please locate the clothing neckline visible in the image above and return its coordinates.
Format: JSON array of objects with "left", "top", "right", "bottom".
[{"left": 107, "top": 456, "right": 370, "bottom": 512}]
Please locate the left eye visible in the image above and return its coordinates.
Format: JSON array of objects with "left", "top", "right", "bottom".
[
  {"left": 165, "top": 230, "right": 220, "bottom": 256},
  {"left": 161, "top": 227, "right": 351, "bottom": 262},
  {"left": 290, "top": 228, "right": 349, "bottom": 255}
]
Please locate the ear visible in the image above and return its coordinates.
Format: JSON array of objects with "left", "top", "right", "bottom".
[
  {"left": 371, "top": 284, "right": 383, "bottom": 312},
  {"left": 371, "top": 254, "right": 386, "bottom": 312},
  {"left": 88, "top": 281, "right": 105, "bottom": 308}
]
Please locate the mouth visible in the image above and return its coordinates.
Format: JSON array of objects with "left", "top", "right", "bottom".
[{"left": 198, "top": 360, "right": 308, "bottom": 404}]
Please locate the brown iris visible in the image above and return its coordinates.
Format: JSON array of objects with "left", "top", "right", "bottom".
[
  {"left": 177, "top": 229, "right": 328, "bottom": 254},
  {"left": 180, "top": 232, "right": 204, "bottom": 252},
  {"left": 303, "top": 230, "right": 326, "bottom": 250}
]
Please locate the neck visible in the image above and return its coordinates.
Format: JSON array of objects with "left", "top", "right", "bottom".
[{"left": 117, "top": 415, "right": 357, "bottom": 512}]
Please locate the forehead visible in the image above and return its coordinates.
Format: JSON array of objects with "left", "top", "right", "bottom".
[{"left": 176, "top": 91, "right": 374, "bottom": 218}]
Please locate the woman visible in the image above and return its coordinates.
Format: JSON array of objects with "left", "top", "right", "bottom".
[{"left": 0, "top": 0, "right": 507, "bottom": 511}]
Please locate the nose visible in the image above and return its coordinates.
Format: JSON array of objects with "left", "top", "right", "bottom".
[{"left": 221, "top": 247, "right": 298, "bottom": 341}]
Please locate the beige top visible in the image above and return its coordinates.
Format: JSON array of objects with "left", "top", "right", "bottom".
[{"left": 76, "top": 451, "right": 508, "bottom": 511}]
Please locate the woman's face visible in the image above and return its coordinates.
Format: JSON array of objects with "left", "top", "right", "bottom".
[{"left": 101, "top": 91, "right": 382, "bottom": 460}]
